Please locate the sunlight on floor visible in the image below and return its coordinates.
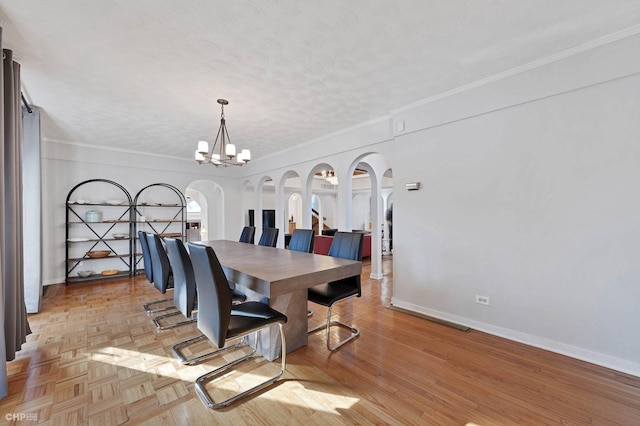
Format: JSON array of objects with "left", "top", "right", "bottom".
[
  {"left": 95, "top": 345, "right": 361, "bottom": 417},
  {"left": 97, "top": 346, "right": 180, "bottom": 377},
  {"left": 260, "top": 386, "right": 360, "bottom": 415}
]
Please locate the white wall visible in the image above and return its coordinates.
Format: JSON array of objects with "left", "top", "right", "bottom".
[
  {"left": 390, "top": 34, "right": 640, "bottom": 375},
  {"left": 241, "top": 181, "right": 255, "bottom": 227},
  {"left": 261, "top": 187, "right": 276, "bottom": 210},
  {"left": 319, "top": 194, "right": 337, "bottom": 229},
  {"left": 351, "top": 193, "right": 370, "bottom": 231},
  {"left": 287, "top": 193, "right": 302, "bottom": 226}
]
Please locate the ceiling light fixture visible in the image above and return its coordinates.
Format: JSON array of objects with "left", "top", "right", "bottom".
[
  {"left": 321, "top": 170, "right": 338, "bottom": 185},
  {"left": 195, "top": 99, "right": 250, "bottom": 167}
]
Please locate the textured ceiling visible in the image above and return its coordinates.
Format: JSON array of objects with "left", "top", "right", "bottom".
[{"left": 1, "top": 1, "right": 640, "bottom": 163}]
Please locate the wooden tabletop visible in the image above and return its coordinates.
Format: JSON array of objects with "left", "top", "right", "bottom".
[{"left": 194, "top": 240, "right": 362, "bottom": 297}]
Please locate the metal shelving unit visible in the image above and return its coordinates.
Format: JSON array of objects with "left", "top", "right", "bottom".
[
  {"left": 65, "top": 179, "right": 134, "bottom": 284},
  {"left": 132, "top": 183, "right": 187, "bottom": 275}
]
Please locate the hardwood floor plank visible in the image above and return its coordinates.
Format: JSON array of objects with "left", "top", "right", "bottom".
[{"left": 1, "top": 257, "right": 639, "bottom": 425}]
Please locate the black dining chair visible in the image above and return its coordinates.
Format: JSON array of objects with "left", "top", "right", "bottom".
[
  {"left": 138, "top": 230, "right": 153, "bottom": 283},
  {"left": 141, "top": 231, "right": 174, "bottom": 314},
  {"left": 178, "top": 243, "right": 287, "bottom": 409},
  {"left": 163, "top": 239, "right": 248, "bottom": 344},
  {"left": 287, "top": 229, "right": 314, "bottom": 254},
  {"left": 288, "top": 228, "right": 316, "bottom": 318},
  {"left": 307, "top": 231, "right": 363, "bottom": 351},
  {"left": 239, "top": 226, "right": 255, "bottom": 244},
  {"left": 258, "top": 227, "right": 279, "bottom": 247},
  {"left": 155, "top": 237, "right": 199, "bottom": 330}
]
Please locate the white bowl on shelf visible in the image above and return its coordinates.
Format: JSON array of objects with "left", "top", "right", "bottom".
[
  {"left": 112, "top": 233, "right": 128, "bottom": 239},
  {"left": 68, "top": 237, "right": 90, "bottom": 242},
  {"left": 77, "top": 270, "right": 93, "bottom": 278}
]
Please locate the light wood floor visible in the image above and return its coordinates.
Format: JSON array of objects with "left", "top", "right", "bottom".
[{"left": 2, "top": 256, "right": 640, "bottom": 425}]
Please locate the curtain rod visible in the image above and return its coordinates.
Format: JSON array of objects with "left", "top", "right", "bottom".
[{"left": 21, "top": 92, "right": 33, "bottom": 114}]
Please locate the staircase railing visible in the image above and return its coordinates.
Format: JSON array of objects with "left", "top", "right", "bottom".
[{"left": 311, "top": 208, "right": 331, "bottom": 233}]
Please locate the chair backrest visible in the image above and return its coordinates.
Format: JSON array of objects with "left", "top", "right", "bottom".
[
  {"left": 258, "top": 227, "right": 279, "bottom": 247},
  {"left": 239, "top": 226, "right": 256, "bottom": 244},
  {"left": 165, "top": 238, "right": 197, "bottom": 318},
  {"left": 328, "top": 232, "right": 363, "bottom": 296},
  {"left": 328, "top": 231, "right": 364, "bottom": 261},
  {"left": 288, "top": 229, "right": 314, "bottom": 253},
  {"left": 146, "top": 233, "right": 172, "bottom": 294},
  {"left": 187, "top": 243, "right": 233, "bottom": 348},
  {"left": 138, "top": 230, "right": 153, "bottom": 282}
]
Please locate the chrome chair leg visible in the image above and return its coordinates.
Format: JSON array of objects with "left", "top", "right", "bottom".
[
  {"left": 308, "top": 302, "right": 359, "bottom": 351},
  {"left": 194, "top": 323, "right": 287, "bottom": 409},
  {"left": 172, "top": 334, "right": 252, "bottom": 365},
  {"left": 143, "top": 297, "right": 175, "bottom": 314},
  {"left": 153, "top": 310, "right": 197, "bottom": 331}
]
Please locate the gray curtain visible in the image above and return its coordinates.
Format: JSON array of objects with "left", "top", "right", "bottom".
[{"left": 1, "top": 31, "right": 31, "bottom": 398}]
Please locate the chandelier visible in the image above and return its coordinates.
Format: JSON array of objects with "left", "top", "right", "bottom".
[
  {"left": 195, "top": 99, "right": 251, "bottom": 167},
  {"left": 321, "top": 170, "right": 338, "bottom": 185}
]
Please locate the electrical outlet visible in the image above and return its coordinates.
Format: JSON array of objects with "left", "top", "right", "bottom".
[{"left": 475, "top": 295, "right": 490, "bottom": 306}]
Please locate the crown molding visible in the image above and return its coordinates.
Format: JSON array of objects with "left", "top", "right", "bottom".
[{"left": 391, "top": 24, "right": 640, "bottom": 115}]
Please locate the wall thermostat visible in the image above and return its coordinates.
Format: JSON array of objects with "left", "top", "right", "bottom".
[{"left": 405, "top": 182, "right": 420, "bottom": 191}]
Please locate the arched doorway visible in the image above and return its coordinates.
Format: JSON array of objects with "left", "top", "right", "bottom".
[
  {"left": 186, "top": 180, "right": 225, "bottom": 241},
  {"left": 307, "top": 163, "right": 338, "bottom": 234},
  {"left": 185, "top": 188, "right": 206, "bottom": 241},
  {"left": 347, "top": 153, "right": 392, "bottom": 280},
  {"left": 279, "top": 171, "right": 302, "bottom": 247}
]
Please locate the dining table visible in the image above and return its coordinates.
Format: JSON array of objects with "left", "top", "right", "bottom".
[{"left": 195, "top": 240, "right": 362, "bottom": 360}]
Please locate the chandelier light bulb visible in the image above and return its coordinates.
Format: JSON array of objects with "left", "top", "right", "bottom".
[
  {"left": 197, "top": 141, "right": 209, "bottom": 155},
  {"left": 226, "top": 143, "right": 236, "bottom": 158}
]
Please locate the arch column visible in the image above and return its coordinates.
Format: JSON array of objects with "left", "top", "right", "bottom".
[
  {"left": 369, "top": 171, "right": 384, "bottom": 280},
  {"left": 274, "top": 176, "right": 286, "bottom": 248},
  {"left": 316, "top": 195, "right": 324, "bottom": 231},
  {"left": 304, "top": 169, "right": 323, "bottom": 232},
  {"left": 254, "top": 180, "right": 264, "bottom": 243},
  {"left": 337, "top": 168, "right": 352, "bottom": 231},
  {"left": 382, "top": 190, "right": 393, "bottom": 253}
]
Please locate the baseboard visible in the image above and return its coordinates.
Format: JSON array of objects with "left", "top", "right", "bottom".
[
  {"left": 391, "top": 298, "right": 640, "bottom": 378},
  {"left": 388, "top": 304, "right": 469, "bottom": 331}
]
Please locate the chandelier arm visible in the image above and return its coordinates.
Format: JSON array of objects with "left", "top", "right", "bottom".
[
  {"left": 209, "top": 121, "right": 224, "bottom": 157},
  {"left": 222, "top": 123, "right": 234, "bottom": 158}
]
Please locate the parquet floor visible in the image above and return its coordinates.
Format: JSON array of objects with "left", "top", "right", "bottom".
[{"left": 2, "top": 256, "right": 640, "bottom": 425}]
